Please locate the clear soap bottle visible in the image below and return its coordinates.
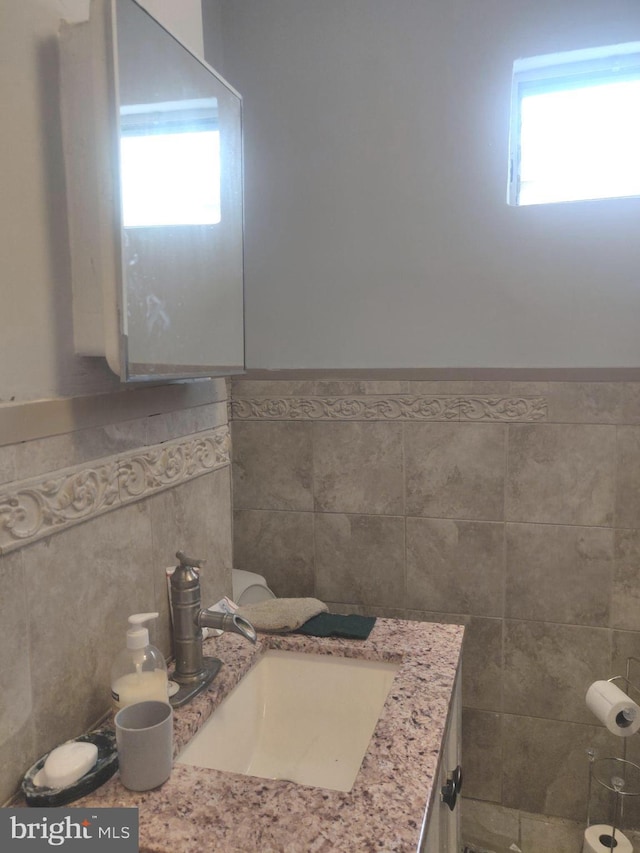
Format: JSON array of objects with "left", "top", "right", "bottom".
[{"left": 111, "top": 612, "right": 169, "bottom": 710}]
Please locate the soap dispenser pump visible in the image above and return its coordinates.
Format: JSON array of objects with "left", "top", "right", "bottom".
[{"left": 111, "top": 612, "right": 168, "bottom": 710}]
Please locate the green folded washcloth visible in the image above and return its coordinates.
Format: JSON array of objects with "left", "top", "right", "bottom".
[{"left": 296, "top": 613, "right": 376, "bottom": 640}]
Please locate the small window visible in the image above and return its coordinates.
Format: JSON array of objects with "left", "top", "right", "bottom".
[
  {"left": 119, "top": 98, "right": 221, "bottom": 227},
  {"left": 508, "top": 42, "right": 640, "bottom": 206}
]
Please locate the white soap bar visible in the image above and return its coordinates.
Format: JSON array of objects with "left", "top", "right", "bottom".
[{"left": 42, "top": 741, "right": 98, "bottom": 788}]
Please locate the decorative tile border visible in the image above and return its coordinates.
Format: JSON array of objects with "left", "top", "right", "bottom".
[
  {"left": 0, "top": 425, "right": 230, "bottom": 554},
  {"left": 458, "top": 397, "right": 548, "bottom": 422},
  {"left": 230, "top": 396, "right": 548, "bottom": 422}
]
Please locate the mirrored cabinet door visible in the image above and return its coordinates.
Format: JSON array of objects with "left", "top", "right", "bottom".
[{"left": 60, "top": 0, "right": 245, "bottom": 382}]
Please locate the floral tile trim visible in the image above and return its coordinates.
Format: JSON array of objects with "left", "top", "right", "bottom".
[
  {"left": 0, "top": 425, "right": 230, "bottom": 554},
  {"left": 230, "top": 395, "right": 548, "bottom": 422}
]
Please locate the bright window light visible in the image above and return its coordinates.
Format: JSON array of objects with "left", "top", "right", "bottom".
[
  {"left": 508, "top": 43, "right": 640, "bottom": 206},
  {"left": 120, "top": 130, "right": 221, "bottom": 227},
  {"left": 118, "top": 99, "right": 221, "bottom": 227}
]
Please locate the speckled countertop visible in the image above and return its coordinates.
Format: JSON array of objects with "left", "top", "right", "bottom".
[{"left": 73, "top": 618, "right": 463, "bottom": 853}]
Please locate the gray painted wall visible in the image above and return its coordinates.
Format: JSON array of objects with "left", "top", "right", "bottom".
[{"left": 215, "top": 0, "right": 640, "bottom": 370}]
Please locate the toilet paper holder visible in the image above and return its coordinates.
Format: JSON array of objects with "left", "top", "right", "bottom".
[
  {"left": 585, "top": 754, "right": 640, "bottom": 851},
  {"left": 586, "top": 657, "right": 640, "bottom": 741},
  {"left": 584, "top": 658, "right": 640, "bottom": 850},
  {"left": 606, "top": 656, "right": 640, "bottom": 749},
  {"left": 607, "top": 672, "right": 640, "bottom": 704}
]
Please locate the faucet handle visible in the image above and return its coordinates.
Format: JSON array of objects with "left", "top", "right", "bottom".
[{"left": 175, "top": 551, "right": 206, "bottom": 569}]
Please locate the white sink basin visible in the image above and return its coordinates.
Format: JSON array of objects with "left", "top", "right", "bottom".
[{"left": 176, "top": 649, "right": 399, "bottom": 792}]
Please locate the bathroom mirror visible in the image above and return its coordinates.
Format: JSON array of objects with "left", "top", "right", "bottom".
[{"left": 60, "top": 0, "right": 245, "bottom": 381}]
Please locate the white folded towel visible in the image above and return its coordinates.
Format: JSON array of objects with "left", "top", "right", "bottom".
[{"left": 238, "top": 598, "right": 328, "bottom": 633}]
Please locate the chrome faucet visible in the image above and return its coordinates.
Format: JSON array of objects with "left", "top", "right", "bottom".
[{"left": 169, "top": 551, "right": 257, "bottom": 707}]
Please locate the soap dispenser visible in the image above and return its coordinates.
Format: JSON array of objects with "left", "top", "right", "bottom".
[{"left": 111, "top": 612, "right": 168, "bottom": 710}]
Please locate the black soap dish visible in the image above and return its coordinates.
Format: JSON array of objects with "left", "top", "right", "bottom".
[{"left": 22, "top": 728, "right": 118, "bottom": 807}]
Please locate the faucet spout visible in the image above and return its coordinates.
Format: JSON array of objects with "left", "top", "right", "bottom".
[{"left": 198, "top": 611, "right": 257, "bottom": 644}]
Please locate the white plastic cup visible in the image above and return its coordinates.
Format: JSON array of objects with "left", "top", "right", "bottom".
[{"left": 115, "top": 700, "right": 173, "bottom": 791}]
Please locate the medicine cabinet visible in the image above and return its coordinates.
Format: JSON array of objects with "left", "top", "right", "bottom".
[{"left": 60, "top": 0, "right": 245, "bottom": 381}]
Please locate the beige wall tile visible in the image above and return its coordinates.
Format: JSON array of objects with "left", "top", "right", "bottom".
[
  {"left": 409, "top": 380, "right": 511, "bottom": 395},
  {"left": 0, "top": 713, "right": 34, "bottom": 808},
  {"left": 327, "top": 602, "right": 407, "bottom": 618},
  {"left": 312, "top": 421, "right": 404, "bottom": 514},
  {"left": 145, "top": 400, "right": 228, "bottom": 445},
  {"left": 225, "top": 380, "right": 640, "bottom": 824},
  {"left": 519, "top": 811, "right": 585, "bottom": 853},
  {"left": 233, "top": 509, "right": 314, "bottom": 597},
  {"left": 509, "top": 381, "right": 550, "bottom": 396},
  {"left": 150, "top": 468, "right": 233, "bottom": 654},
  {"left": 619, "top": 383, "right": 640, "bottom": 423},
  {"left": 13, "top": 421, "right": 148, "bottom": 480},
  {"left": 231, "top": 421, "right": 313, "bottom": 511},
  {"left": 405, "top": 423, "right": 506, "bottom": 520},
  {"left": 502, "top": 715, "right": 619, "bottom": 821},
  {"left": 506, "top": 424, "right": 616, "bottom": 526},
  {"left": 313, "top": 380, "right": 408, "bottom": 395},
  {"left": 463, "top": 803, "right": 633, "bottom": 853},
  {"left": 23, "top": 502, "right": 154, "bottom": 761},
  {"left": 461, "top": 709, "right": 503, "bottom": 802},
  {"left": 0, "top": 550, "right": 30, "bottom": 742},
  {"left": 546, "top": 382, "right": 632, "bottom": 424},
  {"left": 462, "top": 798, "right": 520, "bottom": 853},
  {"left": 0, "top": 550, "right": 35, "bottom": 805},
  {"left": 0, "top": 445, "right": 15, "bottom": 485},
  {"left": 0, "top": 457, "right": 233, "bottom": 804},
  {"left": 231, "top": 379, "right": 318, "bottom": 397},
  {"left": 314, "top": 513, "right": 405, "bottom": 608},
  {"left": 0, "top": 394, "right": 235, "bottom": 804},
  {"left": 616, "top": 427, "right": 640, "bottom": 529},
  {"left": 505, "top": 523, "right": 613, "bottom": 626},
  {"left": 611, "top": 629, "right": 640, "bottom": 688},
  {"left": 462, "top": 617, "right": 503, "bottom": 713},
  {"left": 612, "top": 530, "right": 640, "bottom": 631},
  {"left": 503, "top": 621, "right": 611, "bottom": 724},
  {"left": 405, "top": 610, "right": 467, "bottom": 626},
  {"left": 8, "top": 401, "right": 226, "bottom": 483},
  {"left": 406, "top": 518, "right": 504, "bottom": 617}
]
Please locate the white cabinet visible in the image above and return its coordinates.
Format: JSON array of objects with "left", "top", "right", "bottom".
[
  {"left": 421, "top": 663, "right": 462, "bottom": 853},
  {"left": 60, "top": 0, "right": 245, "bottom": 382}
]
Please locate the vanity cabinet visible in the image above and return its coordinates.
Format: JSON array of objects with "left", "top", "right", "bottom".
[
  {"left": 65, "top": 620, "right": 464, "bottom": 852},
  {"left": 421, "top": 663, "right": 462, "bottom": 853}
]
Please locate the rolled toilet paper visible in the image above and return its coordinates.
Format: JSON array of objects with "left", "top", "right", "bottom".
[
  {"left": 583, "top": 824, "right": 633, "bottom": 853},
  {"left": 586, "top": 680, "right": 640, "bottom": 737}
]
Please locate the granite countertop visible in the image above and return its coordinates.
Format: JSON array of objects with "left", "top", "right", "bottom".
[{"left": 74, "top": 618, "right": 464, "bottom": 853}]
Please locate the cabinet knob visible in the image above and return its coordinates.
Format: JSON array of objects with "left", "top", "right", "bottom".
[{"left": 441, "top": 764, "right": 463, "bottom": 811}]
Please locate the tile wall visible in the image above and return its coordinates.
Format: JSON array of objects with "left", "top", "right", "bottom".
[
  {"left": 230, "top": 378, "right": 640, "bottom": 830},
  {"left": 462, "top": 799, "right": 640, "bottom": 853},
  {"left": 0, "top": 382, "right": 233, "bottom": 805}
]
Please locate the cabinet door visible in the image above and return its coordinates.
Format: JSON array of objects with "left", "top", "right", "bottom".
[
  {"left": 60, "top": 0, "right": 245, "bottom": 382},
  {"left": 442, "top": 667, "right": 461, "bottom": 853},
  {"left": 421, "top": 663, "right": 462, "bottom": 853}
]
